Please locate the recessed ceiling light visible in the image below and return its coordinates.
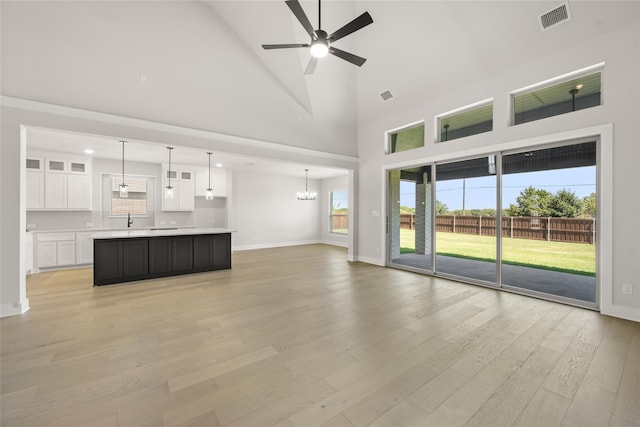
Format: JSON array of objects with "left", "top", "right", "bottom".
[
  {"left": 84, "top": 149, "right": 94, "bottom": 154},
  {"left": 216, "top": 163, "right": 223, "bottom": 168}
]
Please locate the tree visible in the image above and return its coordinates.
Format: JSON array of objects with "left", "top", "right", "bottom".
[
  {"left": 505, "top": 186, "right": 553, "bottom": 217},
  {"left": 400, "top": 206, "right": 415, "bottom": 214},
  {"left": 451, "top": 208, "right": 496, "bottom": 216},
  {"left": 582, "top": 192, "right": 596, "bottom": 218},
  {"left": 549, "top": 188, "right": 583, "bottom": 218},
  {"left": 436, "top": 200, "right": 448, "bottom": 215}
]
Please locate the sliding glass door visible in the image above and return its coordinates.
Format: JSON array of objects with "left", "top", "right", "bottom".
[
  {"left": 386, "top": 140, "right": 598, "bottom": 307},
  {"left": 388, "top": 166, "right": 433, "bottom": 272},
  {"left": 501, "top": 142, "right": 597, "bottom": 304},
  {"left": 434, "top": 156, "right": 498, "bottom": 286}
]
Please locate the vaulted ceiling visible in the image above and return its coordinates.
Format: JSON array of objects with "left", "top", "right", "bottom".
[{"left": 2, "top": 1, "right": 638, "bottom": 159}]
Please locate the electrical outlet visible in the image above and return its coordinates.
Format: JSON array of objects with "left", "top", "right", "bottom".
[{"left": 622, "top": 283, "right": 633, "bottom": 295}]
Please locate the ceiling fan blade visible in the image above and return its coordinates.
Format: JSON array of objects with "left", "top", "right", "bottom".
[
  {"left": 328, "top": 11, "right": 373, "bottom": 42},
  {"left": 262, "top": 43, "right": 310, "bottom": 50},
  {"left": 304, "top": 57, "right": 318, "bottom": 75},
  {"left": 329, "top": 47, "right": 367, "bottom": 67},
  {"left": 285, "top": 0, "right": 316, "bottom": 38}
]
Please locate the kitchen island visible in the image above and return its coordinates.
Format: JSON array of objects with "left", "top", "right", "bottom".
[{"left": 91, "top": 228, "right": 233, "bottom": 286}]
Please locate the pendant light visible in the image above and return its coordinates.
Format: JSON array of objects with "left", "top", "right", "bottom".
[
  {"left": 165, "top": 146, "right": 174, "bottom": 199},
  {"left": 297, "top": 169, "right": 317, "bottom": 200},
  {"left": 205, "top": 152, "right": 214, "bottom": 200},
  {"left": 119, "top": 140, "right": 128, "bottom": 198}
]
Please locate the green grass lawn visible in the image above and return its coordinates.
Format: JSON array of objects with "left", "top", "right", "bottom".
[{"left": 400, "top": 229, "right": 595, "bottom": 276}]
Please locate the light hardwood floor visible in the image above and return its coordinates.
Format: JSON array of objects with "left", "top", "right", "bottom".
[{"left": 1, "top": 244, "right": 639, "bottom": 427}]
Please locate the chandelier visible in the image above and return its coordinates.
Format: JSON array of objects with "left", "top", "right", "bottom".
[{"left": 297, "top": 169, "right": 317, "bottom": 200}]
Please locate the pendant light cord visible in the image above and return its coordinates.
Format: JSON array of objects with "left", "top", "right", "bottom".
[
  {"left": 167, "top": 147, "right": 173, "bottom": 188},
  {"left": 120, "top": 140, "right": 126, "bottom": 186},
  {"left": 207, "top": 152, "right": 212, "bottom": 188},
  {"left": 305, "top": 169, "right": 309, "bottom": 192}
]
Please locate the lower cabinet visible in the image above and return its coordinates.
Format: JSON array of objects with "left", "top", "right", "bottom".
[
  {"left": 172, "top": 237, "right": 194, "bottom": 272},
  {"left": 36, "top": 232, "right": 76, "bottom": 269},
  {"left": 76, "top": 232, "right": 94, "bottom": 264},
  {"left": 123, "top": 239, "right": 149, "bottom": 279},
  {"left": 94, "top": 233, "right": 231, "bottom": 286},
  {"left": 193, "top": 234, "right": 231, "bottom": 271},
  {"left": 93, "top": 240, "right": 123, "bottom": 283},
  {"left": 149, "top": 238, "right": 173, "bottom": 275}
]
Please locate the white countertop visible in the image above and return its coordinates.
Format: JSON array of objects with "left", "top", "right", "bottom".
[{"left": 90, "top": 228, "right": 235, "bottom": 239}]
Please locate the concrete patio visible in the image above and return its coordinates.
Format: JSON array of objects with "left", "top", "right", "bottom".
[{"left": 390, "top": 253, "right": 596, "bottom": 303}]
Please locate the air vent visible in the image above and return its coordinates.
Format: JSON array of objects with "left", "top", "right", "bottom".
[
  {"left": 380, "top": 90, "right": 393, "bottom": 101},
  {"left": 540, "top": 3, "right": 570, "bottom": 31}
]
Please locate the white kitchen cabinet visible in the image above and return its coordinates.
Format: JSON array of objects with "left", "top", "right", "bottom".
[
  {"left": 162, "top": 167, "right": 194, "bottom": 211},
  {"left": 25, "top": 232, "right": 34, "bottom": 274},
  {"left": 68, "top": 161, "right": 88, "bottom": 174},
  {"left": 45, "top": 158, "right": 67, "bottom": 173},
  {"left": 75, "top": 232, "right": 94, "bottom": 264},
  {"left": 26, "top": 157, "right": 44, "bottom": 172},
  {"left": 195, "top": 167, "right": 227, "bottom": 198},
  {"left": 178, "top": 170, "right": 195, "bottom": 210},
  {"left": 56, "top": 241, "right": 76, "bottom": 265},
  {"left": 67, "top": 174, "right": 91, "bottom": 210},
  {"left": 37, "top": 241, "right": 58, "bottom": 268},
  {"left": 27, "top": 154, "right": 92, "bottom": 211},
  {"left": 44, "top": 173, "right": 68, "bottom": 209},
  {"left": 36, "top": 232, "right": 76, "bottom": 269},
  {"left": 26, "top": 171, "right": 45, "bottom": 209}
]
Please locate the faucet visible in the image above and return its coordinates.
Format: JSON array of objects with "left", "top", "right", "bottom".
[{"left": 127, "top": 212, "right": 133, "bottom": 228}]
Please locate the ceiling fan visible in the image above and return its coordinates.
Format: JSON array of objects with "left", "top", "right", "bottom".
[{"left": 262, "top": 0, "right": 373, "bottom": 75}]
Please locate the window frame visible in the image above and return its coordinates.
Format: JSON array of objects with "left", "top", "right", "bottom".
[
  {"left": 329, "top": 189, "right": 349, "bottom": 235},
  {"left": 385, "top": 121, "right": 425, "bottom": 155},
  {"left": 435, "top": 98, "right": 494, "bottom": 144},
  {"left": 509, "top": 63, "right": 604, "bottom": 126},
  {"left": 110, "top": 174, "right": 150, "bottom": 217}
]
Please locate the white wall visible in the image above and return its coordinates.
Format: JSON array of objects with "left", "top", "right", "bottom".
[
  {"left": 231, "top": 171, "right": 321, "bottom": 250},
  {"left": 356, "top": 22, "right": 640, "bottom": 321},
  {"left": 0, "top": 1, "right": 357, "bottom": 157},
  {"left": 320, "top": 175, "right": 350, "bottom": 247}
]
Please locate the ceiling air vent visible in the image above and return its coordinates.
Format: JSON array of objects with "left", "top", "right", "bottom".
[
  {"left": 380, "top": 90, "right": 393, "bottom": 101},
  {"left": 539, "top": 3, "right": 571, "bottom": 31}
]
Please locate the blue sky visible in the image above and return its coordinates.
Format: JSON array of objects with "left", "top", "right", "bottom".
[
  {"left": 331, "top": 189, "right": 348, "bottom": 210},
  {"left": 400, "top": 166, "right": 595, "bottom": 210}
]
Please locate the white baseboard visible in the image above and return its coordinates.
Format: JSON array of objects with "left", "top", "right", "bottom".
[
  {"left": 356, "top": 255, "right": 385, "bottom": 266},
  {"left": 233, "top": 240, "right": 323, "bottom": 252},
  {"left": 320, "top": 239, "right": 348, "bottom": 248},
  {"left": 1, "top": 299, "right": 30, "bottom": 318},
  {"left": 601, "top": 304, "right": 640, "bottom": 323}
]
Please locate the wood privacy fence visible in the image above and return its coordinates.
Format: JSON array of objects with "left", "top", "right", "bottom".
[
  {"left": 331, "top": 214, "right": 349, "bottom": 230},
  {"left": 401, "top": 214, "right": 596, "bottom": 244}
]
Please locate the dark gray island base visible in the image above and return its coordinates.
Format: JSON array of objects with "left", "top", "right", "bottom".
[{"left": 92, "top": 230, "right": 232, "bottom": 286}]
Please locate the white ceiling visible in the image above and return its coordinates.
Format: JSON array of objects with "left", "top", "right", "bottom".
[
  {"left": 25, "top": 126, "right": 348, "bottom": 180},
  {"left": 206, "top": 0, "right": 639, "bottom": 125},
  {"left": 3, "top": 1, "right": 639, "bottom": 164}
]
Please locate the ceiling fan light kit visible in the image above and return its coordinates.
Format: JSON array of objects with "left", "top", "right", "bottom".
[{"left": 262, "top": 0, "right": 373, "bottom": 75}]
